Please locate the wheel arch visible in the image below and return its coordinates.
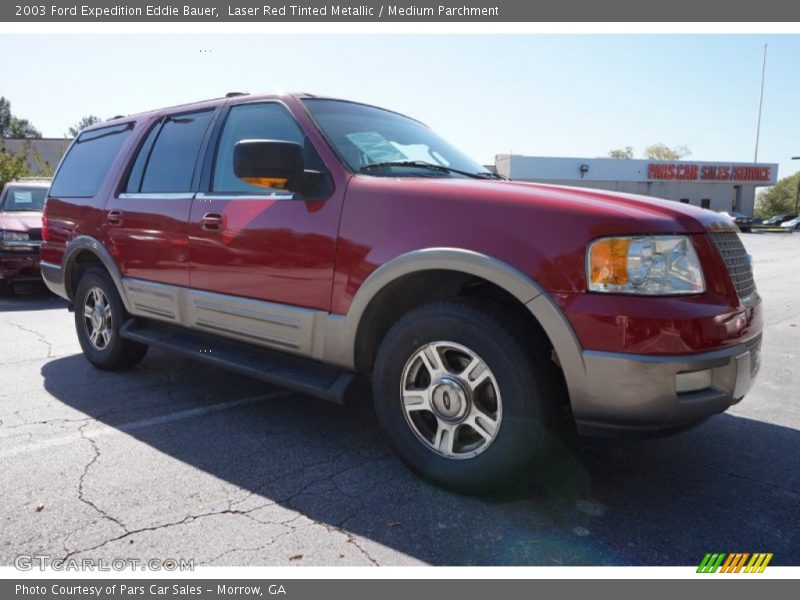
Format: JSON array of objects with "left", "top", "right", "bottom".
[
  {"left": 321, "top": 248, "right": 588, "bottom": 402},
  {"left": 62, "top": 236, "right": 132, "bottom": 312}
]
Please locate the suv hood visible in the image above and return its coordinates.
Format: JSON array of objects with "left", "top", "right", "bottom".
[
  {"left": 355, "top": 176, "right": 737, "bottom": 234},
  {"left": 0, "top": 211, "right": 43, "bottom": 232}
]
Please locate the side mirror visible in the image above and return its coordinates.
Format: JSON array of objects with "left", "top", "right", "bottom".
[{"left": 233, "top": 140, "right": 322, "bottom": 194}]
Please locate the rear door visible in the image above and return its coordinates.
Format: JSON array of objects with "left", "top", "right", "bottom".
[
  {"left": 105, "top": 109, "right": 216, "bottom": 287},
  {"left": 187, "top": 101, "right": 342, "bottom": 311}
]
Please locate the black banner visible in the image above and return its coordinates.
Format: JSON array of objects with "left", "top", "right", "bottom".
[
  {"left": 4, "top": 579, "right": 798, "bottom": 600},
  {"left": 4, "top": 0, "right": 800, "bottom": 22}
]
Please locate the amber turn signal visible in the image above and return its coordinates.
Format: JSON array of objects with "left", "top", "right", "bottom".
[
  {"left": 589, "top": 238, "right": 630, "bottom": 286},
  {"left": 241, "top": 177, "right": 289, "bottom": 190}
]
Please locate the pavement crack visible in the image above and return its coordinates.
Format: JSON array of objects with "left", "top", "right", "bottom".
[
  {"left": 696, "top": 461, "right": 799, "bottom": 496},
  {"left": 4, "top": 321, "right": 55, "bottom": 358},
  {"left": 76, "top": 423, "right": 129, "bottom": 534},
  {"left": 62, "top": 502, "right": 310, "bottom": 561},
  {"left": 323, "top": 521, "right": 379, "bottom": 566}
]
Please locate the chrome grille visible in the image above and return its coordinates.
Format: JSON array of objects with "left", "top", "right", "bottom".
[{"left": 710, "top": 232, "right": 756, "bottom": 301}]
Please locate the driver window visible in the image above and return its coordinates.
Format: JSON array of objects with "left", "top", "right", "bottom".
[{"left": 212, "top": 103, "right": 323, "bottom": 194}]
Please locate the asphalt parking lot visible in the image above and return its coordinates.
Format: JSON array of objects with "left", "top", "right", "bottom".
[{"left": 1, "top": 233, "right": 798, "bottom": 567}]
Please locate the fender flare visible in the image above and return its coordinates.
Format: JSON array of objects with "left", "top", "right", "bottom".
[
  {"left": 320, "top": 247, "right": 587, "bottom": 401},
  {"left": 61, "top": 236, "right": 133, "bottom": 313}
]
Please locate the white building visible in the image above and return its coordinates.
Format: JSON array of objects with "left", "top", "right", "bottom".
[{"left": 495, "top": 155, "right": 778, "bottom": 216}]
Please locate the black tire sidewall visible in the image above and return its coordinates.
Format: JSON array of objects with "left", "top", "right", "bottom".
[
  {"left": 74, "top": 268, "right": 134, "bottom": 369},
  {"left": 373, "top": 303, "right": 548, "bottom": 492}
]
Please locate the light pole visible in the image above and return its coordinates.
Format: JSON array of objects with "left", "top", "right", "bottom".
[{"left": 794, "top": 157, "right": 800, "bottom": 215}]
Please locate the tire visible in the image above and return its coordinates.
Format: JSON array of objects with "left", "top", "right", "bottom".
[
  {"left": 74, "top": 266, "right": 148, "bottom": 370},
  {"left": 372, "top": 299, "right": 564, "bottom": 494},
  {"left": 0, "top": 281, "right": 12, "bottom": 296}
]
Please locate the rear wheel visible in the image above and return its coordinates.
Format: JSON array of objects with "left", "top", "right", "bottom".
[
  {"left": 74, "top": 267, "right": 148, "bottom": 370},
  {"left": 372, "top": 300, "right": 563, "bottom": 493}
]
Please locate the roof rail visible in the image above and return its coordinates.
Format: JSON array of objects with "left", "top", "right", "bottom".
[{"left": 225, "top": 92, "right": 249, "bottom": 98}]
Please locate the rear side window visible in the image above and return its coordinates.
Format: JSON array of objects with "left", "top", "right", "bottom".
[
  {"left": 139, "top": 111, "right": 213, "bottom": 193},
  {"left": 49, "top": 124, "right": 133, "bottom": 197},
  {"left": 124, "top": 121, "right": 161, "bottom": 193}
]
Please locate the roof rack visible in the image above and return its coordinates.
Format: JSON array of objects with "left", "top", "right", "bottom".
[{"left": 225, "top": 92, "right": 249, "bottom": 98}]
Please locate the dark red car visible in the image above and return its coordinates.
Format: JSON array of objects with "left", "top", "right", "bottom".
[
  {"left": 41, "top": 93, "right": 763, "bottom": 492},
  {"left": 0, "top": 180, "right": 49, "bottom": 294}
]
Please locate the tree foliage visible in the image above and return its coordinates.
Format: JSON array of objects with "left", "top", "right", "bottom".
[
  {"left": 0, "top": 141, "right": 31, "bottom": 189},
  {"left": 0, "top": 97, "right": 42, "bottom": 139},
  {"left": 68, "top": 115, "right": 102, "bottom": 138},
  {"left": 754, "top": 171, "right": 800, "bottom": 218},
  {"left": 608, "top": 143, "right": 692, "bottom": 160},
  {"left": 643, "top": 143, "right": 691, "bottom": 160},
  {"left": 608, "top": 146, "right": 634, "bottom": 159}
]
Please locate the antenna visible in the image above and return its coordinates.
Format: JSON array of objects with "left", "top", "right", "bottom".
[{"left": 754, "top": 44, "right": 767, "bottom": 163}]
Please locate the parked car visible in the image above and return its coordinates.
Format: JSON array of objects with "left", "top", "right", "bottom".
[
  {"left": 780, "top": 215, "right": 800, "bottom": 231},
  {"left": 40, "top": 94, "right": 763, "bottom": 492},
  {"left": 763, "top": 214, "right": 798, "bottom": 226},
  {"left": 0, "top": 179, "right": 49, "bottom": 295},
  {"left": 719, "top": 210, "right": 755, "bottom": 232}
]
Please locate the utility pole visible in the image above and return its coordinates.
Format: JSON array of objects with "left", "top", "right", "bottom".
[{"left": 754, "top": 44, "right": 767, "bottom": 163}]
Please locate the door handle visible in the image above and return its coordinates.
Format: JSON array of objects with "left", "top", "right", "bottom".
[
  {"left": 107, "top": 209, "right": 123, "bottom": 227},
  {"left": 201, "top": 212, "right": 223, "bottom": 232}
]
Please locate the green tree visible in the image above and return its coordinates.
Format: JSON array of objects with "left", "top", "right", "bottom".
[
  {"left": 0, "top": 141, "right": 31, "bottom": 188},
  {"left": 607, "top": 144, "right": 692, "bottom": 160},
  {"left": 68, "top": 115, "right": 102, "bottom": 138},
  {"left": 0, "top": 97, "right": 41, "bottom": 138},
  {"left": 608, "top": 146, "right": 634, "bottom": 159},
  {"left": 754, "top": 171, "right": 800, "bottom": 218},
  {"left": 643, "top": 143, "right": 691, "bottom": 160}
]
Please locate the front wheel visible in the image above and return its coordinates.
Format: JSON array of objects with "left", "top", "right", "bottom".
[
  {"left": 372, "top": 300, "right": 563, "bottom": 494},
  {"left": 74, "top": 266, "right": 148, "bottom": 370}
]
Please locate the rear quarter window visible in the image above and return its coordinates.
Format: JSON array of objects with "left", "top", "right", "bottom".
[{"left": 49, "top": 123, "right": 133, "bottom": 197}]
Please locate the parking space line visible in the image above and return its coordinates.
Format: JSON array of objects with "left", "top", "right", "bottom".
[{"left": 0, "top": 389, "right": 294, "bottom": 458}]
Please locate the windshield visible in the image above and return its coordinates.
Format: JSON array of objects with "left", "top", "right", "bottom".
[
  {"left": 303, "top": 99, "right": 491, "bottom": 177},
  {"left": 1, "top": 186, "right": 47, "bottom": 212}
]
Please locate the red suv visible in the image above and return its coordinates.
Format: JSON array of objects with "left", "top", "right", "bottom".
[
  {"left": 41, "top": 93, "right": 762, "bottom": 492},
  {"left": 1, "top": 179, "right": 49, "bottom": 294}
]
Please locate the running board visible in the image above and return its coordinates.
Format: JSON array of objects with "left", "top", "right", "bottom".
[{"left": 120, "top": 318, "right": 356, "bottom": 404}]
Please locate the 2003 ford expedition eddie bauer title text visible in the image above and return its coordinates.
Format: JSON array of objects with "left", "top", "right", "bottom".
[{"left": 41, "top": 93, "right": 762, "bottom": 492}]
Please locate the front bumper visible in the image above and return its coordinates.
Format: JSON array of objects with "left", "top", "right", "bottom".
[
  {"left": 0, "top": 252, "right": 41, "bottom": 284},
  {"left": 573, "top": 334, "right": 762, "bottom": 437}
]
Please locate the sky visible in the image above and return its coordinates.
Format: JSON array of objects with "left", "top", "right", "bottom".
[{"left": 2, "top": 34, "right": 799, "bottom": 180}]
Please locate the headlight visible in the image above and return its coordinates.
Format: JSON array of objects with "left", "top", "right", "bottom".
[
  {"left": 587, "top": 235, "right": 705, "bottom": 295},
  {"left": 0, "top": 230, "right": 30, "bottom": 241}
]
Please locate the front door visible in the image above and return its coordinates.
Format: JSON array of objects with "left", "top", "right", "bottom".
[{"left": 187, "top": 101, "right": 342, "bottom": 312}]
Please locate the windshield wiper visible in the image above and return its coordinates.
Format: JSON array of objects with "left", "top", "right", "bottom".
[{"left": 360, "top": 160, "right": 493, "bottom": 180}]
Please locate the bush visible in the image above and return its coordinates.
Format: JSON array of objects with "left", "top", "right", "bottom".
[{"left": 755, "top": 171, "right": 800, "bottom": 218}]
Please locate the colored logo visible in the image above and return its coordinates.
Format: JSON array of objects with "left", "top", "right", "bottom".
[{"left": 697, "top": 552, "right": 773, "bottom": 573}]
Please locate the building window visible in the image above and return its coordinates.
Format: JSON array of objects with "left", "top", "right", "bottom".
[
  {"left": 701, "top": 198, "right": 711, "bottom": 209},
  {"left": 680, "top": 198, "right": 690, "bottom": 204}
]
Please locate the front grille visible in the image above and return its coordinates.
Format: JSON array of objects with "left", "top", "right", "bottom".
[{"left": 710, "top": 231, "right": 757, "bottom": 301}]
